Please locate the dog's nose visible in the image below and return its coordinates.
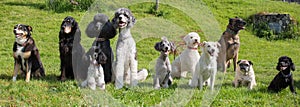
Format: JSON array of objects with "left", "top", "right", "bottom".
[{"left": 118, "top": 16, "right": 122, "bottom": 20}]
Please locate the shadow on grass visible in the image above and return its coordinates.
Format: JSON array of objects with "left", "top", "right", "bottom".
[
  {"left": 4, "top": 2, "right": 46, "bottom": 10},
  {"left": 295, "top": 80, "right": 300, "bottom": 89}
]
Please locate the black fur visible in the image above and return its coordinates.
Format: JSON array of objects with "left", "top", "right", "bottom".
[
  {"left": 59, "top": 16, "right": 86, "bottom": 81},
  {"left": 268, "top": 56, "right": 296, "bottom": 94},
  {"left": 85, "top": 13, "right": 117, "bottom": 83},
  {"left": 13, "top": 24, "right": 45, "bottom": 80}
]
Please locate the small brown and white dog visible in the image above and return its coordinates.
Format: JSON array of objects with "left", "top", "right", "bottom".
[
  {"left": 12, "top": 24, "right": 45, "bottom": 82},
  {"left": 233, "top": 60, "right": 256, "bottom": 90}
]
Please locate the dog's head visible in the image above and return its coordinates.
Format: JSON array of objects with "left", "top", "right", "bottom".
[
  {"left": 201, "top": 41, "right": 220, "bottom": 57},
  {"left": 154, "top": 37, "right": 175, "bottom": 56},
  {"left": 237, "top": 60, "right": 253, "bottom": 75},
  {"left": 227, "top": 17, "right": 246, "bottom": 32},
  {"left": 60, "top": 16, "right": 78, "bottom": 34},
  {"left": 92, "top": 46, "right": 107, "bottom": 65},
  {"left": 14, "top": 24, "right": 32, "bottom": 43},
  {"left": 276, "top": 56, "right": 295, "bottom": 71},
  {"left": 112, "top": 8, "right": 136, "bottom": 29},
  {"left": 183, "top": 32, "right": 200, "bottom": 49},
  {"left": 85, "top": 13, "right": 110, "bottom": 38}
]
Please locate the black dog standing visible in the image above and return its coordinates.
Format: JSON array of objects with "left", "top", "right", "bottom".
[
  {"left": 268, "top": 56, "right": 296, "bottom": 94},
  {"left": 59, "top": 16, "right": 86, "bottom": 81},
  {"left": 85, "top": 13, "right": 116, "bottom": 83}
]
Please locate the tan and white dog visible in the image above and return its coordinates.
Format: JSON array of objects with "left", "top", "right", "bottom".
[
  {"left": 171, "top": 32, "right": 200, "bottom": 78},
  {"left": 189, "top": 41, "right": 220, "bottom": 90},
  {"left": 233, "top": 60, "right": 256, "bottom": 90}
]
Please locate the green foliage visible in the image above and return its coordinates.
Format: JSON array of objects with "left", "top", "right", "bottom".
[{"left": 45, "top": 0, "right": 94, "bottom": 13}]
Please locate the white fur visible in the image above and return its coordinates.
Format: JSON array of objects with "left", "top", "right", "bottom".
[
  {"left": 113, "top": 8, "right": 148, "bottom": 89},
  {"left": 81, "top": 56, "right": 105, "bottom": 90},
  {"left": 233, "top": 60, "right": 256, "bottom": 90},
  {"left": 190, "top": 41, "right": 219, "bottom": 90},
  {"left": 171, "top": 32, "right": 200, "bottom": 78}
]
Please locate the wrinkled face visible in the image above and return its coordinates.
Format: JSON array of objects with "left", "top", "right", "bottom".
[
  {"left": 229, "top": 17, "right": 247, "bottom": 31},
  {"left": 184, "top": 32, "right": 200, "bottom": 48},
  {"left": 202, "top": 42, "right": 219, "bottom": 57},
  {"left": 113, "top": 8, "right": 135, "bottom": 29},
  {"left": 238, "top": 60, "right": 253, "bottom": 75},
  {"left": 61, "top": 16, "right": 76, "bottom": 34},
  {"left": 14, "top": 24, "right": 31, "bottom": 39}
]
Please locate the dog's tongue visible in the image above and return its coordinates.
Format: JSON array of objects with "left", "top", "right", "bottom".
[
  {"left": 64, "top": 27, "right": 71, "bottom": 34},
  {"left": 281, "top": 67, "right": 287, "bottom": 70}
]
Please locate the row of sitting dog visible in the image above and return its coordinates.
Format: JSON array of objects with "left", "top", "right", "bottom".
[
  {"left": 11, "top": 8, "right": 296, "bottom": 94},
  {"left": 152, "top": 17, "right": 297, "bottom": 94}
]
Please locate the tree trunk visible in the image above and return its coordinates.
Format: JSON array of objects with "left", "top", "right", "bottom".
[{"left": 155, "top": 0, "right": 159, "bottom": 11}]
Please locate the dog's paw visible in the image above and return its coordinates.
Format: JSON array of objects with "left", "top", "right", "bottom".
[
  {"left": 12, "top": 77, "right": 17, "bottom": 82},
  {"left": 99, "top": 84, "right": 105, "bottom": 90}
]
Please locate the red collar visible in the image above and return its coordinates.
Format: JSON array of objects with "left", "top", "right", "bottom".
[{"left": 188, "top": 46, "right": 198, "bottom": 50}]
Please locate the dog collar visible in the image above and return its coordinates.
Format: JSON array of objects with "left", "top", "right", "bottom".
[
  {"left": 281, "top": 71, "right": 292, "bottom": 78},
  {"left": 226, "top": 28, "right": 238, "bottom": 35},
  {"left": 96, "top": 37, "right": 106, "bottom": 42},
  {"left": 188, "top": 46, "right": 198, "bottom": 50}
]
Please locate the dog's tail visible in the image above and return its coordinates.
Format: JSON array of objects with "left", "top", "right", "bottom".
[{"left": 137, "top": 69, "right": 148, "bottom": 81}]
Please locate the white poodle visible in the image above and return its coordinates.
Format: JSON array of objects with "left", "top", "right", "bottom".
[
  {"left": 112, "top": 8, "right": 148, "bottom": 89},
  {"left": 190, "top": 41, "right": 220, "bottom": 90},
  {"left": 171, "top": 32, "right": 201, "bottom": 78}
]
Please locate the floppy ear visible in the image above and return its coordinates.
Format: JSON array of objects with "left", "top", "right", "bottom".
[
  {"left": 248, "top": 60, "right": 253, "bottom": 65},
  {"left": 200, "top": 41, "right": 207, "bottom": 47},
  {"left": 154, "top": 42, "right": 161, "bottom": 51},
  {"left": 288, "top": 57, "right": 295, "bottom": 71},
  {"left": 98, "top": 51, "right": 107, "bottom": 64},
  {"left": 216, "top": 42, "right": 221, "bottom": 48},
  {"left": 276, "top": 62, "right": 281, "bottom": 71},
  {"left": 26, "top": 25, "right": 32, "bottom": 32},
  {"left": 237, "top": 60, "right": 241, "bottom": 64}
]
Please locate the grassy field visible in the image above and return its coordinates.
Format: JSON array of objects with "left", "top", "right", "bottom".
[{"left": 0, "top": 0, "right": 300, "bottom": 106}]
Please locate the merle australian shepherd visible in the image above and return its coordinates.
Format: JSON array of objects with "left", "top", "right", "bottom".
[{"left": 59, "top": 16, "right": 86, "bottom": 81}]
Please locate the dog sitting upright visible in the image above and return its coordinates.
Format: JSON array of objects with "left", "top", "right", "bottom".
[
  {"left": 268, "top": 56, "right": 296, "bottom": 94},
  {"left": 85, "top": 13, "right": 117, "bottom": 83},
  {"left": 233, "top": 60, "right": 256, "bottom": 90},
  {"left": 190, "top": 41, "right": 220, "bottom": 90},
  {"left": 59, "top": 16, "right": 85, "bottom": 81},
  {"left": 171, "top": 32, "right": 201, "bottom": 78},
  {"left": 12, "top": 24, "right": 45, "bottom": 82},
  {"left": 153, "top": 37, "right": 175, "bottom": 89},
  {"left": 81, "top": 47, "right": 107, "bottom": 90},
  {"left": 217, "top": 17, "right": 246, "bottom": 73}
]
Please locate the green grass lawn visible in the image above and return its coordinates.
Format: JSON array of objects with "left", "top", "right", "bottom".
[{"left": 0, "top": 0, "right": 300, "bottom": 106}]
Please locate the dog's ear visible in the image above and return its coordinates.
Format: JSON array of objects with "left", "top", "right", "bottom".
[
  {"left": 248, "top": 60, "right": 253, "bottom": 65},
  {"left": 288, "top": 57, "right": 295, "bottom": 71},
  {"left": 276, "top": 62, "right": 281, "bottom": 71},
  {"left": 154, "top": 42, "right": 161, "bottom": 51},
  {"left": 26, "top": 25, "right": 32, "bottom": 32},
  {"left": 98, "top": 51, "right": 107, "bottom": 64},
  {"left": 201, "top": 41, "right": 207, "bottom": 47},
  {"left": 216, "top": 42, "right": 221, "bottom": 48},
  {"left": 237, "top": 60, "right": 241, "bottom": 64}
]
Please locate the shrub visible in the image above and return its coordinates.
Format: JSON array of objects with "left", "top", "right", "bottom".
[{"left": 45, "top": 0, "right": 94, "bottom": 13}]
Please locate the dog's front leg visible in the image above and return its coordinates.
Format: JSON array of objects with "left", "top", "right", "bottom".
[
  {"left": 233, "top": 53, "right": 238, "bottom": 72},
  {"left": 210, "top": 70, "right": 216, "bottom": 91},
  {"left": 289, "top": 79, "right": 297, "bottom": 94},
  {"left": 199, "top": 75, "right": 204, "bottom": 90},
  {"left": 12, "top": 61, "right": 20, "bottom": 81},
  {"left": 153, "top": 75, "right": 160, "bottom": 89},
  {"left": 129, "top": 58, "right": 138, "bottom": 87},
  {"left": 25, "top": 60, "right": 31, "bottom": 82},
  {"left": 97, "top": 66, "right": 105, "bottom": 90}
]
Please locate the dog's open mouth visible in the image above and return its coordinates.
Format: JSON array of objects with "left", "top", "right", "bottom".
[
  {"left": 207, "top": 51, "right": 214, "bottom": 56},
  {"left": 15, "top": 33, "right": 23, "bottom": 38},
  {"left": 118, "top": 21, "right": 127, "bottom": 28},
  {"left": 238, "top": 25, "right": 246, "bottom": 29},
  {"left": 280, "top": 66, "right": 288, "bottom": 70}
]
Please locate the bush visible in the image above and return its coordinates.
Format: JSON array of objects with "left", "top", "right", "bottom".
[
  {"left": 46, "top": 0, "right": 94, "bottom": 13},
  {"left": 251, "top": 22, "right": 299, "bottom": 40}
]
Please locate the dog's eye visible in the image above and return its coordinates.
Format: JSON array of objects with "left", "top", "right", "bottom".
[
  {"left": 190, "top": 37, "right": 193, "bottom": 39},
  {"left": 207, "top": 45, "right": 210, "bottom": 47}
]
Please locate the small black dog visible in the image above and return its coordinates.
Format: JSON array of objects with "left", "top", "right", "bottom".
[
  {"left": 59, "top": 16, "right": 86, "bottom": 81},
  {"left": 12, "top": 24, "right": 45, "bottom": 82},
  {"left": 268, "top": 56, "right": 296, "bottom": 94}
]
